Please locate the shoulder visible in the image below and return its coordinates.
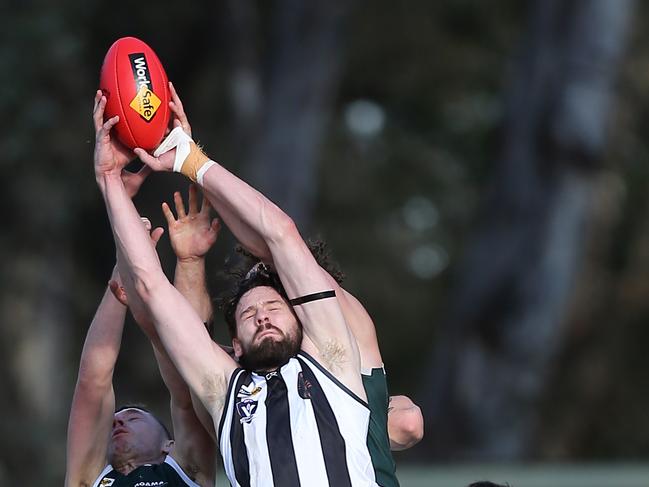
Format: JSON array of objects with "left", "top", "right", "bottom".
[
  {"left": 88, "top": 465, "right": 117, "bottom": 487},
  {"left": 296, "top": 352, "right": 369, "bottom": 409},
  {"left": 164, "top": 456, "right": 202, "bottom": 487}
]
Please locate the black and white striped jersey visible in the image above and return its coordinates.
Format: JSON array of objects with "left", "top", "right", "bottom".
[{"left": 218, "top": 351, "right": 378, "bottom": 487}]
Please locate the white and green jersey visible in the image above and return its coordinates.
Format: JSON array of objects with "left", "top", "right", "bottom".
[{"left": 91, "top": 455, "right": 199, "bottom": 487}]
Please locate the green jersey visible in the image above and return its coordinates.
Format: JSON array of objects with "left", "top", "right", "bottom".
[
  {"left": 363, "top": 367, "right": 399, "bottom": 487},
  {"left": 92, "top": 456, "right": 199, "bottom": 487}
]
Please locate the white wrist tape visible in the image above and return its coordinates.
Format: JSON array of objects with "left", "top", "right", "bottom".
[
  {"left": 154, "top": 126, "right": 194, "bottom": 173},
  {"left": 196, "top": 160, "right": 216, "bottom": 186}
]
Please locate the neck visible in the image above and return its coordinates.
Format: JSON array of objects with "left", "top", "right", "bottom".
[{"left": 112, "top": 452, "right": 166, "bottom": 475}]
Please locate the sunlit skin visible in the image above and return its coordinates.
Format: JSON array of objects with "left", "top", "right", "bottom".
[
  {"left": 107, "top": 408, "right": 173, "bottom": 474},
  {"left": 232, "top": 286, "right": 302, "bottom": 371}
]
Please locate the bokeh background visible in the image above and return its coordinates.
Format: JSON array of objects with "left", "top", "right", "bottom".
[{"left": 3, "top": 0, "right": 649, "bottom": 484}]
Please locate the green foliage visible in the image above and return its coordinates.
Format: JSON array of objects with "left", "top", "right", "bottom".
[{"left": 4, "top": 0, "right": 649, "bottom": 481}]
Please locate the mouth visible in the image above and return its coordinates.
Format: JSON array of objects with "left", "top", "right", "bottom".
[
  {"left": 256, "top": 328, "right": 281, "bottom": 341},
  {"left": 112, "top": 428, "right": 128, "bottom": 439}
]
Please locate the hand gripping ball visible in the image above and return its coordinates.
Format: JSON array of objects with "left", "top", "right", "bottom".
[{"left": 99, "top": 37, "right": 170, "bottom": 150}]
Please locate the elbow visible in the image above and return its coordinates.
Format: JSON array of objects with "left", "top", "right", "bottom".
[
  {"left": 263, "top": 202, "right": 300, "bottom": 245},
  {"left": 132, "top": 267, "right": 168, "bottom": 305},
  {"left": 401, "top": 405, "right": 424, "bottom": 447},
  {"left": 389, "top": 400, "right": 424, "bottom": 451},
  {"left": 75, "top": 365, "right": 113, "bottom": 395}
]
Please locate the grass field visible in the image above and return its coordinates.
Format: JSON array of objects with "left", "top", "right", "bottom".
[
  {"left": 214, "top": 463, "right": 649, "bottom": 486},
  {"left": 395, "top": 463, "right": 649, "bottom": 487}
]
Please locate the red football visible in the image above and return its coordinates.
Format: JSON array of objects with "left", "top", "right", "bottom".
[{"left": 99, "top": 37, "right": 170, "bottom": 150}]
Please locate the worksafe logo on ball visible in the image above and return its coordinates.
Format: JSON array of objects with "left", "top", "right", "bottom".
[{"left": 128, "top": 53, "right": 161, "bottom": 122}]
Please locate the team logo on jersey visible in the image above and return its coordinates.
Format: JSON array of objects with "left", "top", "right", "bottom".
[
  {"left": 99, "top": 479, "right": 115, "bottom": 486},
  {"left": 236, "top": 398, "right": 258, "bottom": 424},
  {"left": 297, "top": 371, "right": 312, "bottom": 399}
]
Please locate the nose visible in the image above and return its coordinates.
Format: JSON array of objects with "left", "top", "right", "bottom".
[
  {"left": 255, "top": 309, "right": 271, "bottom": 326},
  {"left": 113, "top": 417, "right": 124, "bottom": 429}
]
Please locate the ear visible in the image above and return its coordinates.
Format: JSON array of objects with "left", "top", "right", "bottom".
[
  {"left": 232, "top": 337, "right": 243, "bottom": 359},
  {"left": 162, "top": 439, "right": 175, "bottom": 455}
]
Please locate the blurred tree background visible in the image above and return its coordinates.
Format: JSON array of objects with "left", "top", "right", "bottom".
[{"left": 3, "top": 0, "right": 649, "bottom": 483}]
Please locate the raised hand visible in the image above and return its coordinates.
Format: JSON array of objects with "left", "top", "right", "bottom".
[
  {"left": 92, "top": 90, "right": 135, "bottom": 183},
  {"left": 134, "top": 82, "right": 193, "bottom": 172},
  {"left": 133, "top": 148, "right": 174, "bottom": 172},
  {"left": 169, "top": 81, "right": 192, "bottom": 137},
  {"left": 164, "top": 185, "right": 220, "bottom": 262}
]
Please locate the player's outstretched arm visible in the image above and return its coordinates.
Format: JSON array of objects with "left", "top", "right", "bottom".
[
  {"left": 388, "top": 395, "right": 424, "bottom": 451},
  {"left": 164, "top": 184, "right": 222, "bottom": 439},
  {"left": 135, "top": 98, "right": 363, "bottom": 398},
  {"left": 65, "top": 266, "right": 125, "bottom": 487},
  {"left": 164, "top": 183, "right": 219, "bottom": 324},
  {"left": 93, "top": 92, "right": 237, "bottom": 424},
  {"left": 67, "top": 94, "right": 155, "bottom": 487},
  {"left": 166, "top": 83, "right": 272, "bottom": 262},
  {"left": 113, "top": 222, "right": 216, "bottom": 485}
]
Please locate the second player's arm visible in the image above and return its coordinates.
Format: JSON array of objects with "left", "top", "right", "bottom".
[
  {"left": 65, "top": 267, "right": 125, "bottom": 487},
  {"left": 94, "top": 107, "right": 236, "bottom": 427},
  {"left": 164, "top": 184, "right": 221, "bottom": 440},
  {"left": 388, "top": 395, "right": 424, "bottom": 450},
  {"left": 115, "top": 241, "right": 216, "bottom": 485}
]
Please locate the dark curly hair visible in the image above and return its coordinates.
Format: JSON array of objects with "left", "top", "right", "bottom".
[{"left": 218, "top": 238, "right": 344, "bottom": 339}]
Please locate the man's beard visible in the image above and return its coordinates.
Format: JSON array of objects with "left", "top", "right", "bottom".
[{"left": 239, "top": 325, "right": 302, "bottom": 372}]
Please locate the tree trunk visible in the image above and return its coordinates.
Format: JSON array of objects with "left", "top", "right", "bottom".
[
  {"left": 423, "top": 0, "right": 634, "bottom": 460},
  {"left": 229, "top": 0, "right": 352, "bottom": 231}
]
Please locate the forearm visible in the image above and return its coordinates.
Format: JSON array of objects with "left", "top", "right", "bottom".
[
  {"left": 77, "top": 269, "right": 127, "bottom": 388},
  {"left": 116, "top": 248, "right": 160, "bottom": 341},
  {"left": 169, "top": 394, "right": 217, "bottom": 486},
  {"left": 116, "top": 257, "right": 183, "bottom": 396},
  {"left": 200, "top": 164, "right": 290, "bottom": 252},
  {"left": 152, "top": 344, "right": 192, "bottom": 408},
  {"left": 174, "top": 257, "right": 212, "bottom": 323},
  {"left": 67, "top": 268, "right": 125, "bottom": 485},
  {"left": 101, "top": 174, "right": 166, "bottom": 300},
  {"left": 152, "top": 304, "right": 218, "bottom": 444},
  {"left": 198, "top": 184, "right": 270, "bottom": 261},
  {"left": 201, "top": 162, "right": 359, "bottom": 366},
  {"left": 117, "top": 250, "right": 214, "bottom": 416}
]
